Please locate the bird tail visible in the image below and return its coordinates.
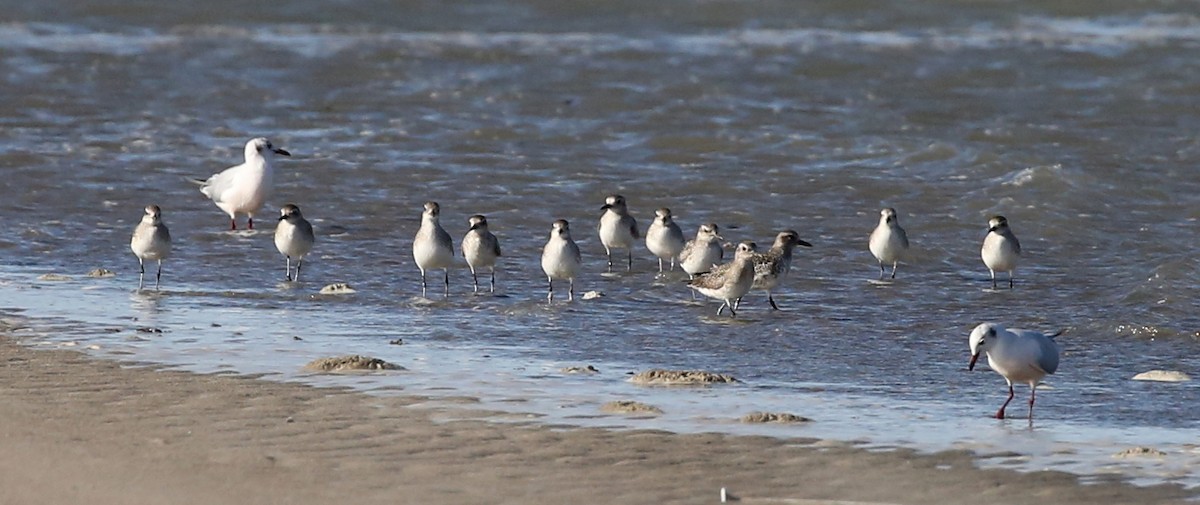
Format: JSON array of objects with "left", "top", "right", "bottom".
[
  {"left": 1048, "top": 329, "right": 1066, "bottom": 339},
  {"left": 183, "top": 176, "right": 207, "bottom": 187}
]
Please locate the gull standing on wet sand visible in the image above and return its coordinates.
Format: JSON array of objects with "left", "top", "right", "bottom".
[
  {"left": 461, "top": 214, "right": 502, "bottom": 293},
  {"left": 191, "top": 137, "right": 290, "bottom": 230},
  {"left": 645, "top": 207, "right": 685, "bottom": 272},
  {"left": 981, "top": 215, "right": 1021, "bottom": 289},
  {"left": 413, "top": 201, "right": 455, "bottom": 297},
  {"left": 542, "top": 219, "right": 583, "bottom": 302},
  {"left": 688, "top": 241, "right": 757, "bottom": 318},
  {"left": 130, "top": 204, "right": 171, "bottom": 290},
  {"left": 597, "top": 194, "right": 639, "bottom": 272},
  {"left": 273, "top": 204, "right": 315, "bottom": 282},
  {"left": 968, "top": 323, "right": 1061, "bottom": 420},
  {"left": 869, "top": 207, "right": 909, "bottom": 280},
  {"left": 679, "top": 223, "right": 724, "bottom": 279},
  {"left": 741, "top": 230, "right": 812, "bottom": 311}
]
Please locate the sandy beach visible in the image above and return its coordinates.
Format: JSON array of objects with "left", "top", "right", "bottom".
[{"left": 0, "top": 335, "right": 1191, "bottom": 505}]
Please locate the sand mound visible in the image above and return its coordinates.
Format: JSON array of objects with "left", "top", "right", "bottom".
[
  {"left": 740, "top": 412, "right": 812, "bottom": 424},
  {"left": 303, "top": 355, "right": 401, "bottom": 373},
  {"left": 561, "top": 365, "right": 599, "bottom": 374},
  {"left": 600, "top": 400, "right": 662, "bottom": 415},
  {"left": 1114, "top": 447, "right": 1167, "bottom": 458},
  {"left": 1131, "top": 370, "right": 1191, "bottom": 382},
  {"left": 87, "top": 268, "right": 116, "bottom": 278},
  {"left": 581, "top": 291, "right": 604, "bottom": 300},
  {"left": 319, "top": 283, "right": 357, "bottom": 295},
  {"left": 629, "top": 369, "right": 737, "bottom": 385},
  {"left": 37, "top": 273, "right": 71, "bottom": 281}
]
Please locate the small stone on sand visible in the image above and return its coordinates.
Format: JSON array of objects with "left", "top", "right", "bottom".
[
  {"left": 581, "top": 290, "right": 604, "bottom": 300},
  {"left": 1131, "top": 370, "right": 1191, "bottom": 382},
  {"left": 37, "top": 273, "right": 71, "bottom": 281},
  {"left": 319, "top": 283, "right": 356, "bottom": 295},
  {"left": 561, "top": 365, "right": 599, "bottom": 374},
  {"left": 629, "top": 369, "right": 738, "bottom": 385},
  {"left": 740, "top": 412, "right": 812, "bottom": 424},
  {"left": 1114, "top": 447, "right": 1167, "bottom": 458},
  {"left": 601, "top": 400, "right": 662, "bottom": 415},
  {"left": 303, "top": 355, "right": 402, "bottom": 373},
  {"left": 87, "top": 268, "right": 116, "bottom": 278}
]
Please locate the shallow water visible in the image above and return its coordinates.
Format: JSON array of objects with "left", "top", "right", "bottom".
[{"left": 2, "top": 0, "right": 1199, "bottom": 490}]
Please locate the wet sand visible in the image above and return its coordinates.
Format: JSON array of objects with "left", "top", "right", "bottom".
[{"left": 0, "top": 335, "right": 1191, "bottom": 505}]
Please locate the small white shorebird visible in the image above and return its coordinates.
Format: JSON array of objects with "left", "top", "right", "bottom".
[
  {"left": 273, "top": 204, "right": 315, "bottom": 282},
  {"left": 688, "top": 241, "right": 757, "bottom": 317},
  {"left": 597, "top": 194, "right": 639, "bottom": 272},
  {"left": 192, "top": 137, "right": 290, "bottom": 230},
  {"left": 645, "top": 207, "right": 685, "bottom": 272},
  {"left": 869, "top": 207, "right": 910, "bottom": 280},
  {"left": 968, "top": 322, "right": 1061, "bottom": 420},
  {"left": 679, "top": 223, "right": 724, "bottom": 279},
  {"left": 413, "top": 201, "right": 455, "bottom": 297},
  {"left": 461, "top": 214, "right": 502, "bottom": 293},
  {"left": 742, "top": 230, "right": 813, "bottom": 311},
  {"left": 130, "top": 204, "right": 171, "bottom": 290},
  {"left": 542, "top": 219, "right": 582, "bottom": 302},
  {"left": 981, "top": 215, "right": 1021, "bottom": 289}
]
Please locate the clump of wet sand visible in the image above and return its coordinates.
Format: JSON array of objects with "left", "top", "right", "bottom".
[
  {"left": 561, "top": 365, "right": 599, "bottom": 374},
  {"left": 601, "top": 400, "right": 662, "bottom": 415},
  {"left": 318, "top": 283, "right": 357, "bottom": 295},
  {"left": 740, "top": 412, "right": 812, "bottom": 424},
  {"left": 87, "top": 268, "right": 116, "bottom": 278},
  {"left": 37, "top": 273, "right": 71, "bottom": 281},
  {"left": 303, "top": 355, "right": 402, "bottom": 373},
  {"left": 1114, "top": 447, "right": 1167, "bottom": 458},
  {"left": 1131, "top": 370, "right": 1191, "bottom": 382},
  {"left": 629, "top": 369, "right": 737, "bottom": 385}
]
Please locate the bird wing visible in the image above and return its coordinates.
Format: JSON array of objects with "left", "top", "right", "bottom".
[
  {"left": 1011, "top": 329, "right": 1060, "bottom": 375},
  {"left": 197, "top": 165, "right": 239, "bottom": 202},
  {"left": 897, "top": 226, "right": 910, "bottom": 249},
  {"left": 627, "top": 217, "right": 640, "bottom": 240},
  {"left": 492, "top": 234, "right": 502, "bottom": 257}
]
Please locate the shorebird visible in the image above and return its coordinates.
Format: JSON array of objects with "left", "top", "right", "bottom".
[
  {"left": 597, "top": 194, "right": 639, "bottom": 272},
  {"left": 130, "top": 204, "right": 171, "bottom": 290},
  {"left": 542, "top": 219, "right": 582, "bottom": 302},
  {"left": 679, "top": 223, "right": 724, "bottom": 279},
  {"left": 413, "top": 201, "right": 455, "bottom": 297},
  {"left": 741, "top": 230, "right": 813, "bottom": 311},
  {"left": 982, "top": 215, "right": 1021, "bottom": 289},
  {"left": 968, "top": 323, "right": 1061, "bottom": 420},
  {"left": 273, "top": 204, "right": 315, "bottom": 282},
  {"left": 869, "top": 207, "right": 909, "bottom": 280},
  {"left": 461, "top": 214, "right": 502, "bottom": 293},
  {"left": 645, "top": 207, "right": 685, "bottom": 272},
  {"left": 192, "top": 137, "right": 290, "bottom": 230},
  {"left": 688, "top": 241, "right": 757, "bottom": 318}
]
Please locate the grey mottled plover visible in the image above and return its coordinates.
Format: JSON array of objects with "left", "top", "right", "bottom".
[
  {"left": 274, "top": 204, "right": 315, "bottom": 282},
  {"left": 461, "top": 214, "right": 501, "bottom": 293},
  {"left": 413, "top": 201, "right": 455, "bottom": 297},
  {"left": 869, "top": 207, "right": 909, "bottom": 280},
  {"left": 645, "top": 207, "right": 685, "bottom": 272},
  {"left": 688, "top": 241, "right": 757, "bottom": 317},
  {"left": 191, "top": 137, "right": 290, "bottom": 230},
  {"left": 679, "top": 223, "right": 724, "bottom": 279},
  {"left": 542, "top": 219, "right": 583, "bottom": 302},
  {"left": 130, "top": 204, "right": 171, "bottom": 290},
  {"left": 968, "top": 322, "right": 1060, "bottom": 420},
  {"left": 981, "top": 215, "right": 1021, "bottom": 289},
  {"left": 744, "top": 230, "right": 813, "bottom": 311},
  {"left": 597, "top": 194, "right": 639, "bottom": 272}
]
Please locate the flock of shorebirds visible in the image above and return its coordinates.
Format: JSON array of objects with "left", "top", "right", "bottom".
[{"left": 127, "top": 136, "right": 1056, "bottom": 420}]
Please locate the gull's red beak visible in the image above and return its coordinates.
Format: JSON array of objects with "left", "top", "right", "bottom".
[{"left": 968, "top": 353, "right": 979, "bottom": 371}]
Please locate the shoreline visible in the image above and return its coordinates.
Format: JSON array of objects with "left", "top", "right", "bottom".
[{"left": 0, "top": 334, "right": 1192, "bottom": 505}]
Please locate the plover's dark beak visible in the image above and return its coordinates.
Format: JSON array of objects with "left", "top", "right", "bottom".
[
  {"left": 968, "top": 353, "right": 979, "bottom": 371},
  {"left": 278, "top": 214, "right": 287, "bottom": 221},
  {"left": 468, "top": 223, "right": 481, "bottom": 231},
  {"left": 600, "top": 204, "right": 612, "bottom": 210},
  {"left": 797, "top": 239, "right": 813, "bottom": 247},
  {"left": 273, "top": 148, "right": 291, "bottom": 156}
]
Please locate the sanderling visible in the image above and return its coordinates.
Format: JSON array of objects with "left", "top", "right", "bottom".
[
  {"left": 542, "top": 219, "right": 582, "bottom": 302},
  {"left": 968, "top": 323, "right": 1061, "bottom": 420},
  {"left": 597, "top": 194, "right": 639, "bottom": 272},
  {"left": 461, "top": 214, "right": 502, "bottom": 293},
  {"left": 413, "top": 201, "right": 455, "bottom": 297},
  {"left": 981, "top": 215, "right": 1021, "bottom": 289},
  {"left": 130, "top": 204, "right": 171, "bottom": 290},
  {"left": 869, "top": 207, "right": 909, "bottom": 280},
  {"left": 645, "top": 207, "right": 685, "bottom": 272},
  {"left": 742, "top": 230, "right": 813, "bottom": 311},
  {"left": 273, "top": 204, "right": 315, "bottom": 282},
  {"left": 191, "top": 137, "right": 290, "bottom": 230},
  {"left": 688, "top": 241, "right": 758, "bottom": 317},
  {"left": 679, "top": 223, "right": 724, "bottom": 279}
]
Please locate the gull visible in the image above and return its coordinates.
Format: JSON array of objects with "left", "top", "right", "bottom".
[
  {"left": 968, "top": 323, "right": 1061, "bottom": 420},
  {"left": 869, "top": 207, "right": 909, "bottom": 280},
  {"left": 741, "top": 230, "right": 813, "bottom": 311},
  {"left": 679, "top": 223, "right": 724, "bottom": 279},
  {"left": 688, "top": 241, "right": 757, "bottom": 317},
  {"left": 645, "top": 207, "right": 685, "bottom": 272},
  {"left": 982, "top": 215, "right": 1021, "bottom": 289},
  {"left": 273, "top": 204, "right": 315, "bottom": 282},
  {"left": 130, "top": 204, "right": 171, "bottom": 290},
  {"left": 597, "top": 194, "right": 639, "bottom": 272},
  {"left": 542, "top": 219, "right": 582, "bottom": 302},
  {"left": 461, "top": 214, "right": 502, "bottom": 293},
  {"left": 413, "top": 201, "right": 455, "bottom": 297},
  {"left": 192, "top": 137, "right": 290, "bottom": 230}
]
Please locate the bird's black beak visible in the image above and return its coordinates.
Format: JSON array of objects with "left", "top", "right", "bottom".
[
  {"left": 797, "top": 239, "right": 813, "bottom": 247},
  {"left": 988, "top": 226, "right": 998, "bottom": 233},
  {"left": 968, "top": 353, "right": 979, "bottom": 371},
  {"left": 278, "top": 214, "right": 287, "bottom": 221},
  {"left": 468, "top": 223, "right": 481, "bottom": 231},
  {"left": 600, "top": 204, "right": 612, "bottom": 210},
  {"left": 274, "top": 148, "right": 291, "bottom": 156}
]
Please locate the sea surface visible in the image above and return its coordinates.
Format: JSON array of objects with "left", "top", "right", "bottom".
[{"left": 2, "top": 0, "right": 1199, "bottom": 490}]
